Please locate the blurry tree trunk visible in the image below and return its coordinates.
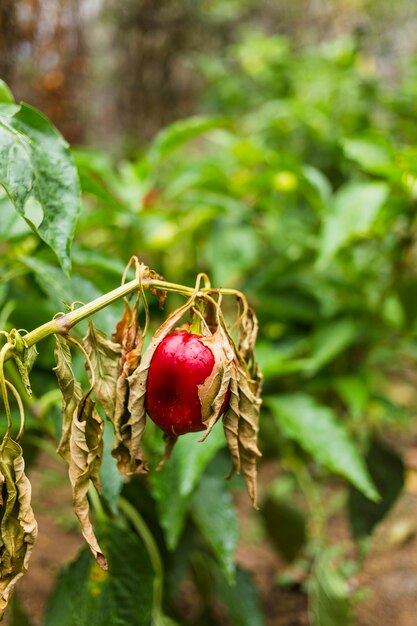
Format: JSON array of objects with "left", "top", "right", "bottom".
[
  {"left": 0, "top": 0, "right": 17, "bottom": 83},
  {"left": 107, "top": 0, "right": 202, "bottom": 144},
  {"left": 9, "top": 0, "right": 87, "bottom": 144}
]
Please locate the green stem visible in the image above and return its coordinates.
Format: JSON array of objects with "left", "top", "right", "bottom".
[
  {"left": 2, "top": 274, "right": 246, "bottom": 363},
  {"left": 119, "top": 497, "right": 165, "bottom": 624},
  {"left": 0, "top": 343, "right": 13, "bottom": 434}
]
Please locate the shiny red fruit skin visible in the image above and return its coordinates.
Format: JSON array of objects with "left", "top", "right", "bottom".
[{"left": 145, "top": 331, "right": 226, "bottom": 436}]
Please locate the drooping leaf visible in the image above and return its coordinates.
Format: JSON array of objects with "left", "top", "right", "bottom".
[
  {"left": 69, "top": 393, "right": 106, "bottom": 569},
  {"left": 191, "top": 474, "right": 239, "bottom": 583},
  {"left": 198, "top": 325, "right": 234, "bottom": 437},
  {"left": 0, "top": 437, "right": 38, "bottom": 620},
  {"left": 44, "top": 520, "right": 154, "bottom": 626},
  {"left": 237, "top": 305, "right": 259, "bottom": 363},
  {"left": 0, "top": 103, "right": 81, "bottom": 274},
  {"left": 83, "top": 319, "right": 121, "bottom": 421},
  {"left": 221, "top": 307, "right": 262, "bottom": 508},
  {"left": 7, "top": 329, "right": 38, "bottom": 398},
  {"left": 111, "top": 299, "right": 147, "bottom": 476},
  {"left": 53, "top": 334, "right": 107, "bottom": 568},
  {"left": 222, "top": 345, "right": 262, "bottom": 506},
  {"left": 53, "top": 335, "right": 83, "bottom": 463},
  {"left": 348, "top": 439, "right": 404, "bottom": 539},
  {"left": 268, "top": 394, "right": 379, "bottom": 501}
]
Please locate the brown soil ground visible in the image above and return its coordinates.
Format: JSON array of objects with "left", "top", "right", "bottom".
[{"left": 6, "top": 448, "right": 417, "bottom": 626}]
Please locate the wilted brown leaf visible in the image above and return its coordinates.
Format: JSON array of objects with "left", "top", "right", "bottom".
[
  {"left": 237, "top": 304, "right": 259, "bottom": 363},
  {"left": 53, "top": 334, "right": 107, "bottom": 568},
  {"left": 221, "top": 304, "right": 263, "bottom": 509},
  {"left": 69, "top": 392, "right": 107, "bottom": 570},
  {"left": 148, "top": 269, "right": 167, "bottom": 309},
  {"left": 223, "top": 364, "right": 262, "bottom": 508},
  {"left": 83, "top": 319, "right": 121, "bottom": 421},
  {"left": 111, "top": 297, "right": 146, "bottom": 475},
  {"left": 53, "top": 334, "right": 83, "bottom": 463},
  {"left": 0, "top": 437, "right": 38, "bottom": 619},
  {"left": 199, "top": 324, "right": 234, "bottom": 438}
]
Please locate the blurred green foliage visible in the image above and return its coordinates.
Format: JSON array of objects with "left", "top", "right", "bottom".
[{"left": 1, "top": 31, "right": 417, "bottom": 625}]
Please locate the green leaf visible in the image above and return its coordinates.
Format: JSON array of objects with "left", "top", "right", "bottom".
[
  {"left": 44, "top": 520, "right": 154, "bottom": 626},
  {"left": 348, "top": 439, "right": 404, "bottom": 539},
  {"left": 0, "top": 103, "right": 81, "bottom": 273},
  {"left": 342, "top": 135, "right": 394, "bottom": 176},
  {"left": 0, "top": 80, "right": 14, "bottom": 104},
  {"left": 148, "top": 116, "right": 227, "bottom": 165},
  {"left": 191, "top": 474, "right": 239, "bottom": 582},
  {"left": 149, "top": 455, "right": 189, "bottom": 551},
  {"left": 268, "top": 394, "right": 379, "bottom": 501},
  {"left": 175, "top": 424, "right": 226, "bottom": 497},
  {"left": 318, "top": 181, "right": 389, "bottom": 264},
  {"left": 149, "top": 427, "right": 226, "bottom": 551},
  {"left": 306, "top": 318, "right": 357, "bottom": 374},
  {"left": 334, "top": 376, "right": 369, "bottom": 420},
  {"left": 309, "top": 554, "right": 353, "bottom": 626},
  {"left": 212, "top": 566, "right": 265, "bottom": 626}
]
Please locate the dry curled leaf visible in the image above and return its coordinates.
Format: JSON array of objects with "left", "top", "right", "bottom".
[
  {"left": 221, "top": 306, "right": 263, "bottom": 508},
  {"left": 237, "top": 304, "right": 258, "bottom": 363},
  {"left": 223, "top": 363, "right": 262, "bottom": 508},
  {"left": 148, "top": 269, "right": 167, "bottom": 308},
  {"left": 83, "top": 319, "right": 121, "bottom": 421},
  {"left": 0, "top": 437, "right": 38, "bottom": 619},
  {"left": 8, "top": 330, "right": 38, "bottom": 398},
  {"left": 53, "top": 335, "right": 107, "bottom": 568},
  {"left": 53, "top": 334, "right": 83, "bottom": 463},
  {"left": 111, "top": 298, "right": 147, "bottom": 475},
  {"left": 69, "top": 392, "right": 107, "bottom": 570},
  {"left": 198, "top": 324, "right": 234, "bottom": 439}
]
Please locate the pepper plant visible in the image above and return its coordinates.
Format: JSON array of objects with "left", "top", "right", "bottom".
[
  {"left": 1, "top": 30, "right": 417, "bottom": 625},
  {"left": 0, "top": 77, "right": 267, "bottom": 624}
]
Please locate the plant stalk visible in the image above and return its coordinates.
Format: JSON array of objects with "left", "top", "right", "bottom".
[{"left": 2, "top": 274, "right": 244, "bottom": 363}]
